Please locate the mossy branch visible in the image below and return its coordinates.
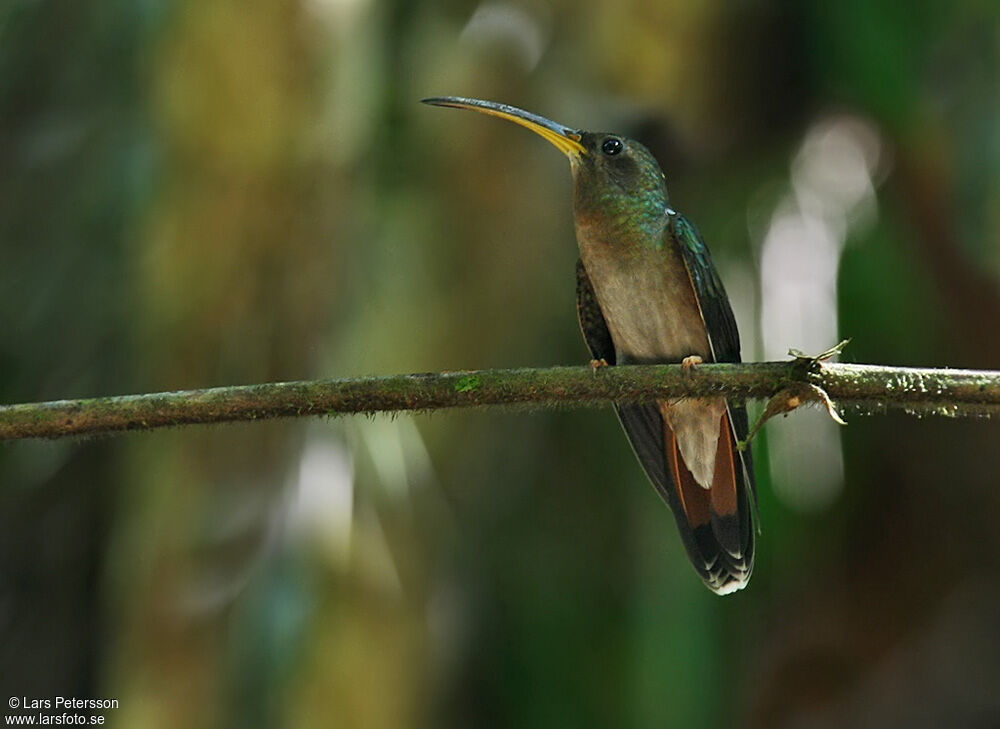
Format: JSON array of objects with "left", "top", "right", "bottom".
[{"left": 1, "top": 359, "right": 998, "bottom": 442}]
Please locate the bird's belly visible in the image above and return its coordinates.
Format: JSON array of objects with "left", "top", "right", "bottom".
[
  {"left": 580, "top": 244, "right": 711, "bottom": 364},
  {"left": 579, "top": 238, "right": 723, "bottom": 489}
]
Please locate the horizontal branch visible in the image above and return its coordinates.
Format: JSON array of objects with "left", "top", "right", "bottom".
[{"left": 0, "top": 361, "right": 998, "bottom": 442}]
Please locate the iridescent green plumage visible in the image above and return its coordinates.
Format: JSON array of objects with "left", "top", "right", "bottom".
[{"left": 571, "top": 133, "right": 670, "bottom": 244}]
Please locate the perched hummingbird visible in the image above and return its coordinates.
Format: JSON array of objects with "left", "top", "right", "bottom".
[{"left": 423, "top": 97, "right": 756, "bottom": 594}]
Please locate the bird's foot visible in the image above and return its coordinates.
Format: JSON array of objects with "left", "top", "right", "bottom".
[
  {"left": 681, "top": 355, "right": 703, "bottom": 372},
  {"left": 589, "top": 358, "right": 609, "bottom": 371}
]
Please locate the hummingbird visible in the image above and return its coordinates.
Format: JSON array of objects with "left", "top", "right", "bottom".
[{"left": 423, "top": 97, "right": 756, "bottom": 594}]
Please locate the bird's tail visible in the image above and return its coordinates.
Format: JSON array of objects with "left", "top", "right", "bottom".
[{"left": 664, "top": 410, "right": 754, "bottom": 594}]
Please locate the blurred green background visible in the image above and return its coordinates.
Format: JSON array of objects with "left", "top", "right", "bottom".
[{"left": 2, "top": 0, "right": 999, "bottom": 727}]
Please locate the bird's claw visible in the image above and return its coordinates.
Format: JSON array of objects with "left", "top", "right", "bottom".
[
  {"left": 681, "top": 355, "right": 703, "bottom": 372},
  {"left": 589, "top": 358, "right": 609, "bottom": 371}
]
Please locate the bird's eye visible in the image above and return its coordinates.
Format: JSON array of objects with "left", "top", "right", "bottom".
[{"left": 601, "top": 137, "right": 623, "bottom": 156}]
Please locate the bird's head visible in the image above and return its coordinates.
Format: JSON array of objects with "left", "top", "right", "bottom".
[{"left": 422, "top": 97, "right": 669, "bottom": 236}]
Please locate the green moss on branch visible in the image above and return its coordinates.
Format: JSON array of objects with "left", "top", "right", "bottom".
[{"left": 1, "top": 362, "right": 998, "bottom": 442}]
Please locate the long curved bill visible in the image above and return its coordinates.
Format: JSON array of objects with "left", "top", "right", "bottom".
[{"left": 422, "top": 96, "right": 586, "bottom": 158}]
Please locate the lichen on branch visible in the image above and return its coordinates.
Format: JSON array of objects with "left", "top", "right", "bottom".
[{"left": 0, "top": 361, "right": 997, "bottom": 442}]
